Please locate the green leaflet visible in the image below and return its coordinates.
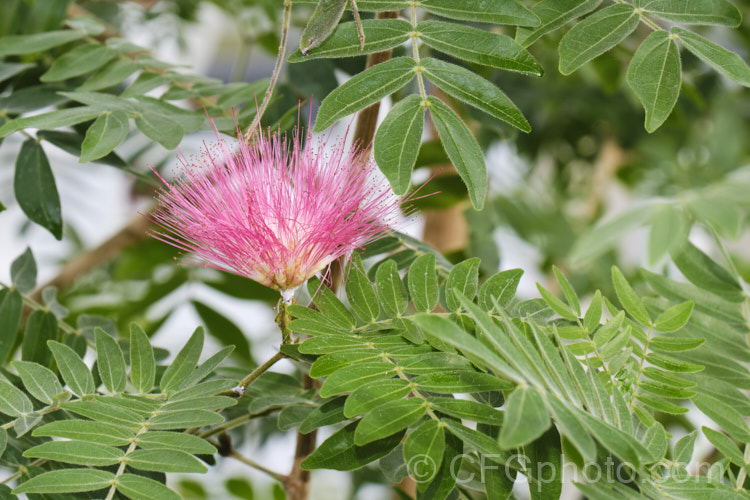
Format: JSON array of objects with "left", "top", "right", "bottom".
[
  {"left": 0, "top": 289, "right": 22, "bottom": 363},
  {"left": 311, "top": 351, "right": 383, "bottom": 378},
  {"left": 10, "top": 247, "right": 36, "bottom": 293},
  {"left": 552, "top": 266, "right": 580, "bottom": 316},
  {"left": 21, "top": 310, "right": 57, "bottom": 365},
  {"left": 415, "top": 311, "right": 523, "bottom": 383},
  {"left": 673, "top": 430, "right": 697, "bottom": 464},
  {"left": 127, "top": 449, "right": 208, "bottom": 473},
  {"left": 0, "top": 379, "right": 33, "bottom": 417},
  {"left": 48, "top": 340, "right": 95, "bottom": 397},
  {"left": 427, "top": 397, "right": 504, "bottom": 426},
  {"left": 344, "top": 379, "right": 411, "bottom": 417},
  {"left": 627, "top": 30, "right": 682, "bottom": 133},
  {"left": 315, "top": 57, "right": 416, "bottom": 131},
  {"left": 525, "top": 427, "right": 563, "bottom": 500},
  {"left": 637, "top": 0, "right": 742, "bottom": 27},
  {"left": 442, "top": 420, "right": 508, "bottom": 463},
  {"left": 299, "top": 397, "right": 347, "bottom": 434},
  {"left": 0, "top": 62, "right": 35, "bottom": 83},
  {"left": 80, "top": 111, "right": 129, "bottom": 163},
  {"left": 345, "top": 255, "right": 380, "bottom": 323},
  {"left": 478, "top": 270, "right": 522, "bottom": 314},
  {"left": 693, "top": 393, "right": 750, "bottom": 442},
  {"left": 419, "top": 0, "right": 539, "bottom": 26},
  {"left": 500, "top": 385, "right": 550, "bottom": 449},
  {"left": 653, "top": 301, "right": 694, "bottom": 333},
  {"left": 24, "top": 440, "right": 124, "bottom": 466},
  {"left": 301, "top": 421, "right": 404, "bottom": 471},
  {"left": 421, "top": 58, "right": 530, "bottom": 132},
  {"left": 290, "top": 19, "right": 411, "bottom": 61},
  {"left": 403, "top": 420, "right": 445, "bottom": 488},
  {"left": 12, "top": 361, "right": 63, "bottom": 404},
  {"left": 583, "top": 291, "right": 603, "bottom": 333},
  {"left": 611, "top": 267, "right": 651, "bottom": 325},
  {"left": 130, "top": 323, "right": 156, "bottom": 394},
  {"left": 648, "top": 204, "right": 689, "bottom": 264},
  {"left": 543, "top": 394, "right": 598, "bottom": 463},
  {"left": 79, "top": 58, "right": 141, "bottom": 91},
  {"left": 672, "top": 27, "right": 750, "bottom": 87},
  {"left": 40, "top": 43, "right": 117, "bottom": 82},
  {"left": 160, "top": 326, "right": 204, "bottom": 393},
  {"left": 117, "top": 474, "right": 181, "bottom": 500},
  {"left": 61, "top": 400, "right": 143, "bottom": 429},
  {"left": 702, "top": 426, "right": 746, "bottom": 466},
  {"left": 412, "top": 371, "right": 512, "bottom": 393},
  {"left": 0, "top": 106, "right": 101, "bottom": 137},
  {"left": 94, "top": 328, "right": 127, "bottom": 393},
  {"left": 399, "top": 352, "right": 473, "bottom": 375},
  {"left": 299, "top": 0, "right": 348, "bottom": 55},
  {"left": 559, "top": 4, "right": 640, "bottom": 75},
  {"left": 373, "top": 95, "right": 425, "bottom": 196},
  {"left": 319, "top": 362, "right": 397, "bottom": 397},
  {"left": 134, "top": 110, "right": 184, "bottom": 149},
  {"left": 421, "top": 430, "right": 463, "bottom": 499},
  {"left": 444, "top": 257, "right": 481, "bottom": 311},
  {"left": 516, "top": 0, "right": 603, "bottom": 47},
  {"left": 375, "top": 259, "right": 408, "bottom": 317},
  {"left": 33, "top": 420, "right": 135, "bottom": 446},
  {"left": 428, "top": 96, "right": 487, "bottom": 209},
  {"left": 418, "top": 20, "right": 542, "bottom": 76},
  {"left": 0, "top": 30, "right": 87, "bottom": 57},
  {"left": 408, "top": 253, "right": 439, "bottom": 312},
  {"left": 536, "top": 283, "right": 578, "bottom": 322},
  {"left": 355, "top": 398, "right": 426, "bottom": 445},
  {"left": 14, "top": 140, "right": 63, "bottom": 239},
  {"left": 137, "top": 431, "right": 218, "bottom": 454},
  {"left": 670, "top": 242, "right": 744, "bottom": 302},
  {"left": 308, "top": 277, "right": 356, "bottom": 330},
  {"left": 13, "top": 469, "right": 115, "bottom": 495}
]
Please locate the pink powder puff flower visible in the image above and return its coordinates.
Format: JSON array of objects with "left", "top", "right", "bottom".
[{"left": 147, "top": 122, "right": 402, "bottom": 302}]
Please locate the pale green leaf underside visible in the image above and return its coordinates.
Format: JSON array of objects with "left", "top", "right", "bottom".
[
  {"left": 373, "top": 95, "right": 425, "bottom": 195},
  {"left": 418, "top": 20, "right": 542, "bottom": 76},
  {"left": 637, "top": 0, "right": 742, "bottom": 27},
  {"left": 427, "top": 96, "right": 487, "bottom": 210},
  {"left": 516, "top": 0, "right": 603, "bottom": 47},
  {"left": 419, "top": 0, "right": 540, "bottom": 27},
  {"left": 627, "top": 30, "right": 682, "bottom": 133},
  {"left": 315, "top": 57, "right": 416, "bottom": 132},
  {"left": 289, "top": 19, "right": 411, "bottom": 61},
  {"left": 559, "top": 4, "right": 640, "bottom": 75},
  {"left": 672, "top": 27, "right": 750, "bottom": 87}
]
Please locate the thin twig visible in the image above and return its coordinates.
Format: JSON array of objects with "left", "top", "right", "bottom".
[
  {"left": 244, "top": 0, "right": 292, "bottom": 142},
  {"left": 227, "top": 446, "right": 288, "bottom": 482},
  {"left": 221, "top": 351, "right": 286, "bottom": 397},
  {"left": 198, "top": 407, "right": 278, "bottom": 439}
]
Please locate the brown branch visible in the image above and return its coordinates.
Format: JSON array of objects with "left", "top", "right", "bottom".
[
  {"left": 286, "top": 374, "right": 317, "bottom": 500},
  {"left": 325, "top": 10, "right": 400, "bottom": 295},
  {"left": 29, "top": 214, "right": 152, "bottom": 303}
]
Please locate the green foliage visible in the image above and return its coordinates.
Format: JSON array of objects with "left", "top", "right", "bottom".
[
  {"left": 0, "top": 295, "right": 236, "bottom": 498},
  {"left": 3, "top": 1, "right": 750, "bottom": 498}
]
